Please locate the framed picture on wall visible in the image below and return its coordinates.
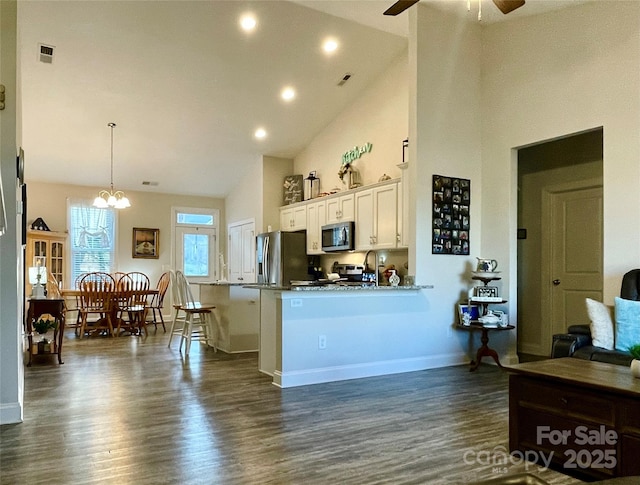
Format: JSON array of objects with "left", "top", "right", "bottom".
[
  {"left": 432, "top": 174, "right": 470, "bottom": 255},
  {"left": 132, "top": 227, "right": 159, "bottom": 259}
]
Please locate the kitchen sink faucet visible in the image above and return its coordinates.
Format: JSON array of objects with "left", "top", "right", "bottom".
[{"left": 362, "top": 250, "right": 378, "bottom": 286}]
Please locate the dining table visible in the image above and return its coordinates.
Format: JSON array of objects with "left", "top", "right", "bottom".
[{"left": 61, "top": 288, "right": 158, "bottom": 336}]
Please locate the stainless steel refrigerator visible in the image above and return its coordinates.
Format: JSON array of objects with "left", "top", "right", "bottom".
[{"left": 256, "top": 230, "right": 308, "bottom": 286}]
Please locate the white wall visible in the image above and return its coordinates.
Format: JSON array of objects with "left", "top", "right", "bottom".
[
  {"left": 262, "top": 156, "right": 293, "bottom": 233},
  {"left": 26, "top": 181, "right": 224, "bottom": 288},
  {"left": 294, "top": 52, "right": 409, "bottom": 192},
  {"left": 482, "top": 1, "right": 640, "bottom": 360},
  {"left": 225, "top": 155, "right": 294, "bottom": 236},
  {"left": 409, "top": 5, "right": 484, "bottom": 361},
  {"left": 225, "top": 155, "right": 263, "bottom": 232},
  {"left": 483, "top": 1, "right": 640, "bottom": 304},
  {"left": 0, "top": 0, "right": 23, "bottom": 425}
]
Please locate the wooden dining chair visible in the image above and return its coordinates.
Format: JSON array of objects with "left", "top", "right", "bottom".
[
  {"left": 64, "top": 273, "right": 88, "bottom": 337},
  {"left": 174, "top": 270, "right": 218, "bottom": 355},
  {"left": 116, "top": 272, "right": 151, "bottom": 336},
  {"left": 147, "top": 271, "right": 170, "bottom": 333},
  {"left": 113, "top": 272, "right": 127, "bottom": 289},
  {"left": 78, "top": 272, "right": 116, "bottom": 338}
]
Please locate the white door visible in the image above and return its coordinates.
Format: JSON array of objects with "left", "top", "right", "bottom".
[
  {"left": 240, "top": 222, "right": 256, "bottom": 282},
  {"left": 228, "top": 220, "right": 255, "bottom": 283},
  {"left": 175, "top": 226, "right": 217, "bottom": 283},
  {"left": 228, "top": 224, "right": 242, "bottom": 282},
  {"left": 543, "top": 181, "right": 603, "bottom": 337}
]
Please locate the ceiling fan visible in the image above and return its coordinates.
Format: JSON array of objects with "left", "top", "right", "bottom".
[{"left": 384, "top": 0, "right": 525, "bottom": 16}]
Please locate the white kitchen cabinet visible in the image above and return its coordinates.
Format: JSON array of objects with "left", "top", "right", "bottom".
[
  {"left": 354, "top": 182, "right": 398, "bottom": 250},
  {"left": 306, "top": 199, "right": 326, "bottom": 255},
  {"left": 227, "top": 220, "right": 255, "bottom": 283},
  {"left": 325, "top": 193, "right": 355, "bottom": 224},
  {"left": 279, "top": 204, "right": 306, "bottom": 231}
]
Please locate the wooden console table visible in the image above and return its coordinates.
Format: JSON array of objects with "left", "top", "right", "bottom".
[
  {"left": 507, "top": 358, "right": 640, "bottom": 481},
  {"left": 25, "top": 298, "right": 65, "bottom": 366},
  {"left": 455, "top": 323, "right": 514, "bottom": 371}
]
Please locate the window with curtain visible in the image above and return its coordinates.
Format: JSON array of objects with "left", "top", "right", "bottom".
[{"left": 68, "top": 200, "right": 116, "bottom": 285}]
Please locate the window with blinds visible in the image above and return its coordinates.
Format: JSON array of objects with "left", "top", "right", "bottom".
[{"left": 68, "top": 201, "right": 116, "bottom": 286}]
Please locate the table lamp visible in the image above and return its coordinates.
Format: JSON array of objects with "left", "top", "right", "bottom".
[{"left": 28, "top": 265, "right": 47, "bottom": 298}]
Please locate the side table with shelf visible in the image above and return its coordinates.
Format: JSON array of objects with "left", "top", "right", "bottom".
[
  {"left": 456, "top": 272, "right": 513, "bottom": 371},
  {"left": 25, "top": 298, "right": 65, "bottom": 366},
  {"left": 456, "top": 323, "right": 515, "bottom": 371},
  {"left": 469, "top": 274, "right": 507, "bottom": 317}
]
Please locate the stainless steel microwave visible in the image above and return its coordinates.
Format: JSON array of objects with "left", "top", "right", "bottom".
[{"left": 321, "top": 221, "right": 355, "bottom": 252}]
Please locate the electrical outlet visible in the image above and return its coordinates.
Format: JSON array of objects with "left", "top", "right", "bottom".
[{"left": 318, "top": 335, "right": 327, "bottom": 349}]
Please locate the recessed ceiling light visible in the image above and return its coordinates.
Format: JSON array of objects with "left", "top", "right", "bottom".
[
  {"left": 240, "top": 14, "right": 257, "bottom": 32},
  {"left": 281, "top": 87, "right": 296, "bottom": 101},
  {"left": 323, "top": 38, "right": 339, "bottom": 54},
  {"left": 255, "top": 128, "right": 267, "bottom": 139}
]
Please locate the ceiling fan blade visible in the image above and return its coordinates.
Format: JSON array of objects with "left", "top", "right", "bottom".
[
  {"left": 492, "top": 0, "right": 525, "bottom": 14},
  {"left": 384, "top": 0, "right": 420, "bottom": 16}
]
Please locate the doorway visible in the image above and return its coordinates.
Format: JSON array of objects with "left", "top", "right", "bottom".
[{"left": 517, "top": 128, "right": 603, "bottom": 358}]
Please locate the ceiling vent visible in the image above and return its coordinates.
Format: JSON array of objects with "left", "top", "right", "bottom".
[
  {"left": 337, "top": 73, "right": 352, "bottom": 87},
  {"left": 39, "top": 44, "right": 55, "bottom": 64},
  {"left": 142, "top": 181, "right": 159, "bottom": 187}
]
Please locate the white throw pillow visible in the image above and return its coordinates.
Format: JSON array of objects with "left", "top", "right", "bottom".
[{"left": 586, "top": 298, "right": 614, "bottom": 350}]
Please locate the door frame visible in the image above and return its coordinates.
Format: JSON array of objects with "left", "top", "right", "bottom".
[{"left": 170, "top": 206, "right": 220, "bottom": 284}]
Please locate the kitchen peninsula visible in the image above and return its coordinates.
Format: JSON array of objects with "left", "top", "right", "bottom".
[{"left": 251, "top": 283, "right": 433, "bottom": 388}]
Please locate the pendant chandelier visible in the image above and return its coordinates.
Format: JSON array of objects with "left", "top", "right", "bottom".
[{"left": 93, "top": 122, "right": 131, "bottom": 209}]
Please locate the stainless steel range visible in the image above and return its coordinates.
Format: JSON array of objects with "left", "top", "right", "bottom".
[{"left": 334, "top": 264, "right": 376, "bottom": 286}]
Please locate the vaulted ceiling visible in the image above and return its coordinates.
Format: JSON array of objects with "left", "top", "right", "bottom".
[{"left": 18, "top": 0, "right": 588, "bottom": 198}]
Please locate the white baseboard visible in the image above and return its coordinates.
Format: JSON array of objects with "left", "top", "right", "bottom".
[
  {"left": 0, "top": 401, "right": 23, "bottom": 425},
  {"left": 272, "top": 352, "right": 469, "bottom": 388}
]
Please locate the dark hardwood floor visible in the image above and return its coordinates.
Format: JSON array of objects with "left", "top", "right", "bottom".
[{"left": 1, "top": 331, "right": 583, "bottom": 485}]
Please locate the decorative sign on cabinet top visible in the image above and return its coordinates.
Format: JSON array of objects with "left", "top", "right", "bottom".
[
  {"left": 341, "top": 142, "right": 372, "bottom": 165},
  {"left": 283, "top": 175, "right": 303, "bottom": 205}
]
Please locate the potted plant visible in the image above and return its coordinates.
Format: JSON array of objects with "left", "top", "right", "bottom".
[
  {"left": 628, "top": 343, "right": 640, "bottom": 378},
  {"left": 33, "top": 317, "right": 57, "bottom": 353}
]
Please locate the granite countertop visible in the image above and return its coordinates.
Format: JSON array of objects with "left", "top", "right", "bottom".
[
  {"left": 195, "top": 281, "right": 247, "bottom": 286},
  {"left": 243, "top": 284, "right": 433, "bottom": 291}
]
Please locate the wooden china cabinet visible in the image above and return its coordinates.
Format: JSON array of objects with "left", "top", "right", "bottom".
[{"left": 25, "top": 229, "right": 68, "bottom": 296}]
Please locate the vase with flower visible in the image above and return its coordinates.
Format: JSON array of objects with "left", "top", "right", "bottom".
[
  {"left": 338, "top": 162, "right": 361, "bottom": 189},
  {"left": 33, "top": 317, "right": 58, "bottom": 353}
]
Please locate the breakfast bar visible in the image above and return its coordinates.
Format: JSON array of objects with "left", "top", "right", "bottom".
[{"left": 252, "top": 284, "right": 433, "bottom": 388}]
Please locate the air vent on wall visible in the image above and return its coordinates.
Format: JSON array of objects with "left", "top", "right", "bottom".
[
  {"left": 337, "top": 73, "right": 352, "bottom": 87},
  {"left": 39, "top": 44, "right": 55, "bottom": 64},
  {"left": 142, "top": 181, "right": 159, "bottom": 187}
]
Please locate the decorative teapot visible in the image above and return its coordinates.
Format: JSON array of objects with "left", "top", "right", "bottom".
[
  {"left": 478, "top": 310, "right": 501, "bottom": 325},
  {"left": 476, "top": 257, "right": 498, "bottom": 273}
]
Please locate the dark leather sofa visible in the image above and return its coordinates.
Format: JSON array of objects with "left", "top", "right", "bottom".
[{"left": 551, "top": 269, "right": 639, "bottom": 366}]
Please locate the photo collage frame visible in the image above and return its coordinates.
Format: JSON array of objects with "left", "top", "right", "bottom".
[{"left": 432, "top": 174, "right": 470, "bottom": 255}]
